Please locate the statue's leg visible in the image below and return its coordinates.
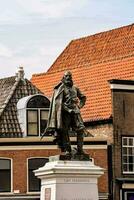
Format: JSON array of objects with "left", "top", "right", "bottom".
[
  {"left": 77, "top": 131, "right": 84, "bottom": 154},
  {"left": 54, "top": 130, "right": 71, "bottom": 153},
  {"left": 61, "top": 111, "right": 72, "bottom": 153},
  {"left": 73, "top": 113, "right": 85, "bottom": 154},
  {"left": 63, "top": 130, "right": 72, "bottom": 153},
  {"left": 54, "top": 129, "right": 64, "bottom": 152}
]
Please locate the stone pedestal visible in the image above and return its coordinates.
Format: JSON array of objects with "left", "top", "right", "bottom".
[{"left": 34, "top": 158, "right": 104, "bottom": 200}]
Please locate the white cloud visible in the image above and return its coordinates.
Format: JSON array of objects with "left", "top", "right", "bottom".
[
  {"left": 39, "top": 45, "right": 63, "bottom": 56},
  {"left": 0, "top": 44, "right": 13, "bottom": 57},
  {"left": 0, "top": 0, "right": 89, "bottom": 25},
  {"left": 0, "top": 9, "right": 19, "bottom": 24},
  {"left": 17, "top": 0, "right": 89, "bottom": 18},
  {"left": 0, "top": 0, "right": 25, "bottom": 24}
]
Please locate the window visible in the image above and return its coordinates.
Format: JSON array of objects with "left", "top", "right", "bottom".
[
  {"left": 27, "top": 95, "right": 50, "bottom": 136},
  {"left": 0, "top": 159, "right": 11, "bottom": 192},
  {"left": 122, "top": 137, "right": 134, "bottom": 173},
  {"left": 17, "top": 94, "right": 50, "bottom": 137},
  {"left": 27, "top": 109, "right": 49, "bottom": 136},
  {"left": 28, "top": 158, "right": 48, "bottom": 192},
  {"left": 122, "top": 190, "right": 134, "bottom": 200},
  {"left": 27, "top": 110, "right": 38, "bottom": 136},
  {"left": 40, "top": 110, "right": 48, "bottom": 134}
]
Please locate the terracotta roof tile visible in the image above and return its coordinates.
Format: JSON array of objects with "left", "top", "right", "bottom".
[
  {"left": 31, "top": 24, "right": 134, "bottom": 122},
  {"left": 42, "top": 24, "right": 134, "bottom": 73}
]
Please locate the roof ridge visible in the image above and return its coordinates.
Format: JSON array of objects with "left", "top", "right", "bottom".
[
  {"left": 0, "top": 75, "right": 16, "bottom": 81},
  {"left": 0, "top": 76, "right": 44, "bottom": 118},
  {"left": 0, "top": 77, "right": 21, "bottom": 118},
  {"left": 71, "top": 23, "right": 134, "bottom": 42}
]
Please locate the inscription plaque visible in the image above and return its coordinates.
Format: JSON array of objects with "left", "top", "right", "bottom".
[{"left": 64, "top": 178, "right": 92, "bottom": 183}]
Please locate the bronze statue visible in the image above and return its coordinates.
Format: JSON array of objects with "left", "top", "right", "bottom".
[{"left": 43, "top": 71, "right": 91, "bottom": 160}]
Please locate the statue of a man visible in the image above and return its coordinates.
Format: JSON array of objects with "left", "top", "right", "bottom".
[{"left": 45, "top": 71, "right": 89, "bottom": 157}]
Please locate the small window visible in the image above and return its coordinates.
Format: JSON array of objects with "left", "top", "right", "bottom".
[
  {"left": 0, "top": 159, "right": 11, "bottom": 192},
  {"left": 17, "top": 95, "right": 50, "bottom": 137},
  {"left": 27, "top": 109, "right": 49, "bottom": 136},
  {"left": 122, "top": 137, "right": 134, "bottom": 173},
  {"left": 27, "top": 110, "right": 38, "bottom": 136},
  {"left": 40, "top": 110, "right": 49, "bottom": 135},
  {"left": 27, "top": 95, "right": 50, "bottom": 136},
  {"left": 28, "top": 158, "right": 48, "bottom": 192}
]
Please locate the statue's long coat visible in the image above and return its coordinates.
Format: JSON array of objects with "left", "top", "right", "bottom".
[{"left": 47, "top": 82, "right": 64, "bottom": 130}]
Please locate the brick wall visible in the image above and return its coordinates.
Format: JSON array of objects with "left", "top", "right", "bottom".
[
  {"left": 86, "top": 149, "right": 108, "bottom": 193},
  {"left": 87, "top": 123, "right": 113, "bottom": 143},
  {"left": 0, "top": 146, "right": 108, "bottom": 194}
]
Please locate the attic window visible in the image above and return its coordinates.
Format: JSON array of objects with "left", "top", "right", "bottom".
[
  {"left": 27, "top": 109, "right": 49, "bottom": 136},
  {"left": 27, "top": 95, "right": 50, "bottom": 108},
  {"left": 27, "top": 96, "right": 50, "bottom": 136},
  {"left": 17, "top": 94, "right": 50, "bottom": 137}
]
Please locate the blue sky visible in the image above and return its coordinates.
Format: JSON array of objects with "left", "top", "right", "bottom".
[{"left": 0, "top": 0, "right": 133, "bottom": 78}]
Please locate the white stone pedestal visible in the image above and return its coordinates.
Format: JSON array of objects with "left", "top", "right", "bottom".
[{"left": 34, "top": 159, "right": 104, "bottom": 200}]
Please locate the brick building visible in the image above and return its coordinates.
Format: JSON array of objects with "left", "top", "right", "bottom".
[
  {"left": 0, "top": 67, "right": 108, "bottom": 200},
  {"left": 109, "top": 79, "right": 134, "bottom": 200}
]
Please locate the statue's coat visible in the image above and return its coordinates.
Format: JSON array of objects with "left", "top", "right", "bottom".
[{"left": 47, "top": 82, "right": 64, "bottom": 130}]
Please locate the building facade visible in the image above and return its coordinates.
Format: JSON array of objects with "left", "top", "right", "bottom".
[{"left": 109, "top": 80, "right": 134, "bottom": 200}]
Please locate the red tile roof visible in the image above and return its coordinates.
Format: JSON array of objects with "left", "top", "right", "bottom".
[{"left": 31, "top": 24, "right": 134, "bottom": 122}]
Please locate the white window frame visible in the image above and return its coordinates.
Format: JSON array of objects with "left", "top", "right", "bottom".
[
  {"left": 124, "top": 191, "right": 134, "bottom": 200},
  {"left": 0, "top": 157, "right": 13, "bottom": 194},
  {"left": 27, "top": 157, "right": 48, "bottom": 193},
  {"left": 122, "top": 137, "right": 134, "bottom": 174},
  {"left": 26, "top": 108, "right": 49, "bottom": 137}
]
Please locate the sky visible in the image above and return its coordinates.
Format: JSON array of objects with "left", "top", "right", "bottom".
[{"left": 0, "top": 0, "right": 133, "bottom": 79}]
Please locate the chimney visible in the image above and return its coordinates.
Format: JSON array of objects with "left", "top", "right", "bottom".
[{"left": 16, "top": 66, "right": 25, "bottom": 80}]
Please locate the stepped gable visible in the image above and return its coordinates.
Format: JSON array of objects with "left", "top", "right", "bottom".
[
  {"left": 31, "top": 24, "right": 134, "bottom": 122},
  {"left": 0, "top": 72, "right": 42, "bottom": 137}
]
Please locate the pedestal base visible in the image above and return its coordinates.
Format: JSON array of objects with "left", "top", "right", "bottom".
[
  {"left": 49, "top": 153, "right": 91, "bottom": 161},
  {"left": 34, "top": 158, "right": 104, "bottom": 200}
]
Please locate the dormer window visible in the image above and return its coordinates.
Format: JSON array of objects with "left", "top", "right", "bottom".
[{"left": 17, "top": 94, "right": 50, "bottom": 137}]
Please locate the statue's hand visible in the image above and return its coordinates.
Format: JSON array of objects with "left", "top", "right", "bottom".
[{"left": 68, "top": 109, "right": 74, "bottom": 113}]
